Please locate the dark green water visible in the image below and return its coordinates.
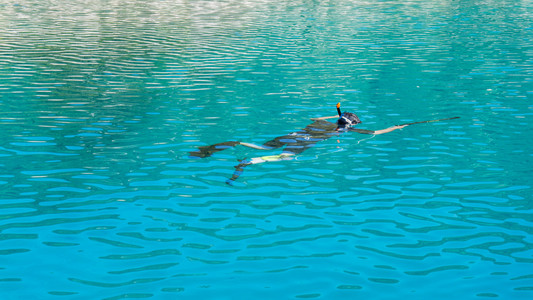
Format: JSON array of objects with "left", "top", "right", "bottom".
[{"left": 0, "top": 0, "right": 532, "bottom": 299}]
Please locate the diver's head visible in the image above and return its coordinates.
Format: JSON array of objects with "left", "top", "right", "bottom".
[
  {"left": 336, "top": 103, "right": 361, "bottom": 130},
  {"left": 337, "top": 112, "right": 361, "bottom": 129}
]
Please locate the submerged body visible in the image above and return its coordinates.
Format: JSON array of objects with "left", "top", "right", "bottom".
[
  {"left": 244, "top": 119, "right": 338, "bottom": 155},
  {"left": 190, "top": 119, "right": 340, "bottom": 184},
  {"left": 189, "top": 104, "right": 458, "bottom": 184},
  {"left": 189, "top": 119, "right": 338, "bottom": 159}
]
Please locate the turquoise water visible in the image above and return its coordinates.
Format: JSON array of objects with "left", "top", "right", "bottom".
[{"left": 1, "top": 0, "right": 532, "bottom": 298}]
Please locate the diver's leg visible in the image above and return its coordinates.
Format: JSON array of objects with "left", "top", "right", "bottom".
[
  {"left": 190, "top": 132, "right": 295, "bottom": 158},
  {"left": 190, "top": 137, "right": 288, "bottom": 158},
  {"left": 226, "top": 160, "right": 252, "bottom": 185},
  {"left": 226, "top": 153, "right": 295, "bottom": 185},
  {"left": 238, "top": 142, "right": 274, "bottom": 150},
  {"left": 189, "top": 141, "right": 240, "bottom": 158},
  {"left": 261, "top": 136, "right": 291, "bottom": 150}
]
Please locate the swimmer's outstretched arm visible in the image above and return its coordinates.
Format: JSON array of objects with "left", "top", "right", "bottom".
[
  {"left": 349, "top": 117, "right": 459, "bottom": 135},
  {"left": 310, "top": 115, "right": 339, "bottom": 121},
  {"left": 349, "top": 126, "right": 406, "bottom": 135}
]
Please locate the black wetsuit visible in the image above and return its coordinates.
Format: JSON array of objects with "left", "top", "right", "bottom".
[
  {"left": 261, "top": 119, "right": 337, "bottom": 155},
  {"left": 189, "top": 119, "right": 338, "bottom": 158}
]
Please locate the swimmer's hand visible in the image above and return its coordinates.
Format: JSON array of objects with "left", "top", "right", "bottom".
[{"left": 349, "top": 117, "right": 459, "bottom": 135}]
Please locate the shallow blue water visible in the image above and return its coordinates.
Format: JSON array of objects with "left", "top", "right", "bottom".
[{"left": 1, "top": 0, "right": 532, "bottom": 299}]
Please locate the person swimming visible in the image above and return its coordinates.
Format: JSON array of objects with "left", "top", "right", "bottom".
[{"left": 189, "top": 103, "right": 459, "bottom": 184}]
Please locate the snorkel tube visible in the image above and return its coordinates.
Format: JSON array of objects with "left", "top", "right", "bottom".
[{"left": 335, "top": 102, "right": 342, "bottom": 131}]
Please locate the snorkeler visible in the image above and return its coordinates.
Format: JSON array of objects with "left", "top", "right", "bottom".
[{"left": 189, "top": 103, "right": 459, "bottom": 185}]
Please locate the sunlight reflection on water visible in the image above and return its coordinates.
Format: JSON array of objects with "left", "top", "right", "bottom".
[{"left": 0, "top": 0, "right": 532, "bottom": 299}]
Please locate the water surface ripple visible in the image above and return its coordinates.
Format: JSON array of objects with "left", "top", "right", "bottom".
[{"left": 0, "top": 0, "right": 532, "bottom": 299}]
